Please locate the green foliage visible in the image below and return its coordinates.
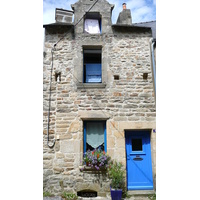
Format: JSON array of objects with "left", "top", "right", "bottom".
[
  {"left": 148, "top": 194, "right": 156, "bottom": 200},
  {"left": 43, "top": 191, "right": 54, "bottom": 197},
  {"left": 108, "top": 161, "right": 125, "bottom": 190},
  {"left": 122, "top": 190, "right": 132, "bottom": 199},
  {"left": 61, "top": 192, "right": 78, "bottom": 200}
]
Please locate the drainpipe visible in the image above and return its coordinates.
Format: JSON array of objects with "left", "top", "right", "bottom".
[
  {"left": 47, "top": 48, "right": 56, "bottom": 148},
  {"left": 150, "top": 38, "right": 156, "bottom": 101}
]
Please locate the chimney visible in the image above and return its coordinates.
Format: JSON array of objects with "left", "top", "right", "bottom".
[
  {"left": 122, "top": 3, "right": 126, "bottom": 10},
  {"left": 116, "top": 3, "right": 132, "bottom": 25},
  {"left": 55, "top": 8, "right": 73, "bottom": 23}
]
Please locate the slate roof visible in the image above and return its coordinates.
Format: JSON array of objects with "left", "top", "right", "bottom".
[
  {"left": 112, "top": 24, "right": 151, "bottom": 31},
  {"left": 132, "top": 21, "right": 156, "bottom": 39},
  {"left": 43, "top": 22, "right": 74, "bottom": 28}
]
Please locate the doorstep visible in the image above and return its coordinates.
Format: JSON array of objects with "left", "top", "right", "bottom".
[{"left": 128, "top": 190, "right": 155, "bottom": 196}]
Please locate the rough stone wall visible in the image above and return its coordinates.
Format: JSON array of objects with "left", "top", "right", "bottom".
[{"left": 43, "top": 0, "right": 156, "bottom": 197}]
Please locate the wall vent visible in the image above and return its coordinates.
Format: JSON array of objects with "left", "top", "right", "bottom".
[
  {"left": 143, "top": 73, "right": 148, "bottom": 80},
  {"left": 77, "top": 190, "right": 97, "bottom": 198},
  {"left": 114, "top": 75, "right": 119, "bottom": 80}
]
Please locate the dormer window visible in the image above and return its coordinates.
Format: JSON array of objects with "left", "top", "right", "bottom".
[{"left": 84, "top": 12, "right": 101, "bottom": 34}]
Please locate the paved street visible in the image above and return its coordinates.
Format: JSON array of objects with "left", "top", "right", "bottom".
[{"left": 44, "top": 195, "right": 152, "bottom": 200}]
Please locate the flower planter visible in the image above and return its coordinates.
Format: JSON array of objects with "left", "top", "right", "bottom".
[
  {"left": 110, "top": 188, "right": 122, "bottom": 200},
  {"left": 82, "top": 149, "right": 111, "bottom": 170}
]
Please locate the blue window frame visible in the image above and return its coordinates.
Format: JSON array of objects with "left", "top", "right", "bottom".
[
  {"left": 83, "top": 49, "right": 102, "bottom": 83},
  {"left": 83, "top": 121, "right": 107, "bottom": 153}
]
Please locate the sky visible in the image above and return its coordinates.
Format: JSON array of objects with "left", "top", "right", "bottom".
[{"left": 43, "top": 0, "right": 156, "bottom": 25}]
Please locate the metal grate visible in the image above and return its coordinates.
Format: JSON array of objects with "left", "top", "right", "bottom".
[{"left": 77, "top": 190, "right": 97, "bottom": 198}]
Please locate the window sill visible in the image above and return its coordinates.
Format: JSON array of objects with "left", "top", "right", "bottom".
[
  {"left": 84, "top": 32, "right": 102, "bottom": 35},
  {"left": 79, "top": 165, "right": 107, "bottom": 172},
  {"left": 77, "top": 83, "right": 106, "bottom": 89}
]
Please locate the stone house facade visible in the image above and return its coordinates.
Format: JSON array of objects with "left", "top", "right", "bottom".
[{"left": 43, "top": 0, "right": 156, "bottom": 198}]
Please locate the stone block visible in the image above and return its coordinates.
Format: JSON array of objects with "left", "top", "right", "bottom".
[
  {"left": 43, "top": 154, "right": 54, "bottom": 160},
  {"left": 43, "top": 160, "right": 53, "bottom": 169},
  {"left": 53, "top": 167, "right": 64, "bottom": 174},
  {"left": 56, "top": 152, "right": 65, "bottom": 159},
  {"left": 60, "top": 141, "right": 74, "bottom": 153},
  {"left": 114, "top": 148, "right": 126, "bottom": 159},
  {"left": 56, "top": 128, "right": 68, "bottom": 133},
  {"left": 43, "top": 129, "right": 54, "bottom": 135},
  {"left": 78, "top": 110, "right": 110, "bottom": 120},
  {"left": 116, "top": 138, "right": 125, "bottom": 148},
  {"left": 107, "top": 149, "right": 114, "bottom": 158},
  {"left": 59, "top": 134, "right": 72, "bottom": 140},
  {"left": 107, "top": 137, "right": 115, "bottom": 148},
  {"left": 119, "top": 121, "right": 156, "bottom": 131},
  {"left": 56, "top": 124, "right": 70, "bottom": 128},
  {"left": 64, "top": 158, "right": 74, "bottom": 162},
  {"left": 44, "top": 169, "right": 53, "bottom": 176},
  {"left": 113, "top": 130, "right": 124, "bottom": 138},
  {"left": 68, "top": 121, "right": 80, "bottom": 133},
  {"left": 113, "top": 116, "right": 127, "bottom": 121}
]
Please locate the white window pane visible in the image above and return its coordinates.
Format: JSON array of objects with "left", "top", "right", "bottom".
[{"left": 84, "top": 19, "right": 100, "bottom": 34}]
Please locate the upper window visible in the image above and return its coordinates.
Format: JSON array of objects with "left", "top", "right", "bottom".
[
  {"left": 84, "top": 12, "right": 101, "bottom": 34},
  {"left": 83, "top": 48, "right": 102, "bottom": 83},
  {"left": 83, "top": 121, "right": 106, "bottom": 153}
]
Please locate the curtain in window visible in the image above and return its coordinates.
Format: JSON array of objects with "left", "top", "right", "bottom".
[
  {"left": 86, "top": 122, "right": 104, "bottom": 149},
  {"left": 85, "top": 19, "right": 100, "bottom": 34},
  {"left": 86, "top": 64, "right": 102, "bottom": 83}
]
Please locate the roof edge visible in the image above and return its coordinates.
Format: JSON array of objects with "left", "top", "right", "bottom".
[
  {"left": 43, "top": 22, "right": 74, "bottom": 28},
  {"left": 132, "top": 20, "right": 156, "bottom": 25},
  {"left": 112, "top": 24, "right": 152, "bottom": 29}
]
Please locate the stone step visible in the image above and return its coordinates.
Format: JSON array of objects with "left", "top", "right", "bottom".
[
  {"left": 128, "top": 190, "right": 155, "bottom": 196},
  {"left": 127, "top": 190, "right": 156, "bottom": 200}
]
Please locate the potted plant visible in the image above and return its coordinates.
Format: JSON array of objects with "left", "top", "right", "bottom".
[{"left": 108, "top": 161, "right": 125, "bottom": 200}]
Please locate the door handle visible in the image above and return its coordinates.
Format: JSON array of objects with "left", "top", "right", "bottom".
[{"left": 133, "top": 156, "right": 143, "bottom": 161}]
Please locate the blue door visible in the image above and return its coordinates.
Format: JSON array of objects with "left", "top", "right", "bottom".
[{"left": 125, "top": 130, "right": 153, "bottom": 190}]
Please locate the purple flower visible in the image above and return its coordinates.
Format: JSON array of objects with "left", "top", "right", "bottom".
[{"left": 80, "top": 167, "right": 84, "bottom": 172}]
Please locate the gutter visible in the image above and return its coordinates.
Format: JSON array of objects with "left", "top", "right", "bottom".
[{"left": 149, "top": 38, "right": 156, "bottom": 101}]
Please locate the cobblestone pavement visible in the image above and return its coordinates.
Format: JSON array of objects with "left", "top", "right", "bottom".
[{"left": 44, "top": 196, "right": 151, "bottom": 200}]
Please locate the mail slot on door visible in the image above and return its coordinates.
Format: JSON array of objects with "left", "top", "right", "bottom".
[{"left": 133, "top": 156, "right": 143, "bottom": 161}]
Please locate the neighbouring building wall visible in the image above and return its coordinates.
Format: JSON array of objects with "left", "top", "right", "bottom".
[{"left": 43, "top": 0, "right": 156, "bottom": 196}]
